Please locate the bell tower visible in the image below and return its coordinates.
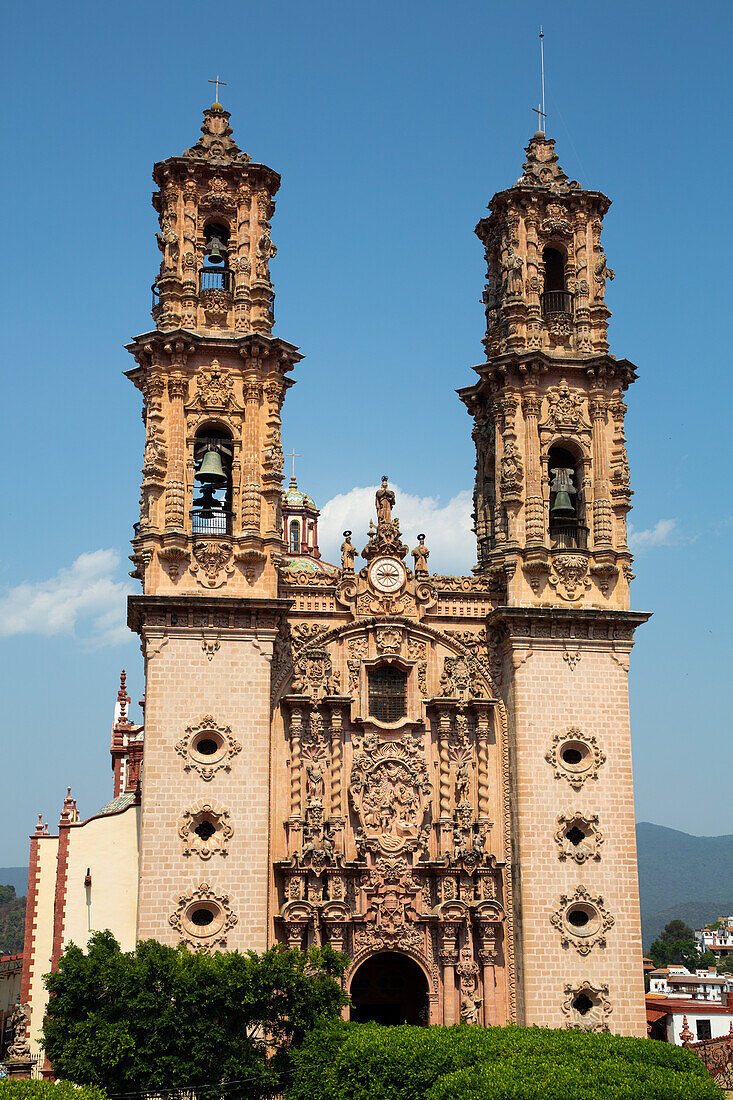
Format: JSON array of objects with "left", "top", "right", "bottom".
[
  {"left": 125, "top": 102, "right": 299, "bottom": 949},
  {"left": 460, "top": 130, "right": 649, "bottom": 1034}
]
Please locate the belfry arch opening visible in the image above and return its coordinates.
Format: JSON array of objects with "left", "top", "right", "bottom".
[
  {"left": 548, "top": 444, "right": 586, "bottom": 549},
  {"left": 542, "top": 246, "right": 572, "bottom": 316},
  {"left": 350, "top": 952, "right": 429, "bottom": 1026},
  {"left": 192, "top": 426, "right": 233, "bottom": 534}
]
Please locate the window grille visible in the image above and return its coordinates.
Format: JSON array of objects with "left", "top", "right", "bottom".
[{"left": 368, "top": 666, "right": 407, "bottom": 723}]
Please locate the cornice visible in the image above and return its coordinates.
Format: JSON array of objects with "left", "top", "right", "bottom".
[
  {"left": 487, "top": 606, "right": 650, "bottom": 643},
  {"left": 457, "top": 353, "right": 637, "bottom": 405},
  {"left": 127, "top": 593, "right": 292, "bottom": 633}
]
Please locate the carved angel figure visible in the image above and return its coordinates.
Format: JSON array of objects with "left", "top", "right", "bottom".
[{"left": 455, "top": 761, "right": 470, "bottom": 803}]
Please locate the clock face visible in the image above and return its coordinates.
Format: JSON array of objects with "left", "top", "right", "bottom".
[{"left": 369, "top": 557, "right": 406, "bottom": 594}]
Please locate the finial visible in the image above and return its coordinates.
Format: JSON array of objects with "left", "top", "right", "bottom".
[{"left": 208, "top": 74, "right": 227, "bottom": 106}]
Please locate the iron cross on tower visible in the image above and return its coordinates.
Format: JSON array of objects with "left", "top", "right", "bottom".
[
  {"left": 286, "top": 449, "right": 301, "bottom": 479},
  {"left": 208, "top": 75, "right": 227, "bottom": 103}
]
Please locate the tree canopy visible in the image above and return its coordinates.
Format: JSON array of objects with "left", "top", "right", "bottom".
[
  {"left": 648, "top": 920, "right": 704, "bottom": 969},
  {"left": 42, "top": 931, "right": 347, "bottom": 1095},
  {"left": 0, "top": 884, "right": 26, "bottom": 955}
]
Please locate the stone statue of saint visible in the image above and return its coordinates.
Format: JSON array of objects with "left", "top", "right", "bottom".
[
  {"left": 411, "top": 533, "right": 430, "bottom": 577},
  {"left": 340, "top": 530, "right": 356, "bottom": 572},
  {"left": 306, "top": 761, "right": 325, "bottom": 804},
  {"left": 375, "top": 475, "right": 395, "bottom": 526},
  {"left": 7, "top": 1000, "right": 31, "bottom": 1060}
]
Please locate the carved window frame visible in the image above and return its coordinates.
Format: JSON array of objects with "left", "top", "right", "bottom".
[
  {"left": 561, "top": 981, "right": 612, "bottom": 1032},
  {"left": 175, "top": 714, "right": 242, "bottom": 781},
  {"left": 554, "top": 811, "right": 603, "bottom": 864},
  {"left": 359, "top": 656, "right": 419, "bottom": 731}
]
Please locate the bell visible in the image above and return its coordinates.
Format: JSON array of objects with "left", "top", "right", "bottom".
[
  {"left": 195, "top": 448, "right": 227, "bottom": 486},
  {"left": 551, "top": 491, "right": 575, "bottom": 518},
  {"left": 205, "top": 232, "right": 227, "bottom": 265},
  {"left": 550, "top": 467, "right": 576, "bottom": 518}
]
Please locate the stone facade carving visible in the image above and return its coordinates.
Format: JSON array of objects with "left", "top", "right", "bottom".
[
  {"left": 190, "top": 542, "right": 235, "bottom": 589},
  {"left": 179, "top": 801, "right": 234, "bottom": 860},
  {"left": 545, "top": 728, "right": 606, "bottom": 790},
  {"left": 550, "top": 885, "right": 614, "bottom": 955},
  {"left": 355, "top": 857, "right": 422, "bottom": 950},
  {"left": 349, "top": 732, "right": 431, "bottom": 854},
  {"left": 6, "top": 1001, "right": 31, "bottom": 1060},
  {"left": 561, "top": 981, "right": 612, "bottom": 1032},
  {"left": 554, "top": 811, "right": 603, "bottom": 863},
  {"left": 168, "top": 881, "right": 238, "bottom": 952},
  {"left": 548, "top": 554, "right": 591, "bottom": 602},
  {"left": 175, "top": 715, "right": 242, "bottom": 781}
]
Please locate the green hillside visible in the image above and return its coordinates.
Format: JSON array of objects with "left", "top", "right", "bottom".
[
  {"left": 636, "top": 822, "right": 733, "bottom": 948},
  {"left": 0, "top": 884, "right": 26, "bottom": 954}
]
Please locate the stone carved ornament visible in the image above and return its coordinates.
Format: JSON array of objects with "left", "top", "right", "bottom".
[
  {"left": 175, "top": 714, "right": 242, "bottom": 781},
  {"left": 188, "top": 360, "right": 238, "bottom": 410},
  {"left": 561, "top": 981, "right": 612, "bottom": 1032},
  {"left": 542, "top": 379, "right": 590, "bottom": 433},
  {"left": 554, "top": 811, "right": 603, "bottom": 864},
  {"left": 191, "top": 542, "right": 235, "bottom": 589},
  {"left": 169, "top": 881, "right": 238, "bottom": 952},
  {"left": 291, "top": 648, "right": 341, "bottom": 700},
  {"left": 179, "top": 801, "right": 234, "bottom": 860},
  {"left": 349, "top": 731, "right": 431, "bottom": 854},
  {"left": 6, "top": 1001, "right": 31, "bottom": 1060},
  {"left": 355, "top": 856, "right": 422, "bottom": 951},
  {"left": 548, "top": 554, "right": 591, "bottom": 602},
  {"left": 545, "top": 728, "right": 606, "bottom": 790},
  {"left": 550, "top": 885, "right": 614, "bottom": 956},
  {"left": 457, "top": 947, "right": 482, "bottom": 1024}
]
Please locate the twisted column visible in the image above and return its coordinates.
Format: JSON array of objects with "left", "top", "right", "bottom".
[
  {"left": 438, "top": 711, "right": 452, "bottom": 821},
  {"left": 522, "top": 393, "right": 544, "bottom": 544},
  {"left": 289, "top": 707, "right": 304, "bottom": 821},
  {"left": 329, "top": 709, "right": 343, "bottom": 819},
  {"left": 476, "top": 711, "right": 491, "bottom": 823}
]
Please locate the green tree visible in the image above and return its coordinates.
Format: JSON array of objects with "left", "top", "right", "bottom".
[
  {"left": 42, "top": 931, "right": 347, "bottom": 1095},
  {"left": 0, "top": 885, "right": 26, "bottom": 955},
  {"left": 648, "top": 919, "right": 703, "bottom": 969}
]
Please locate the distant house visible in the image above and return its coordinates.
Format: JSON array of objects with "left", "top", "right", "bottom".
[
  {"left": 647, "top": 966, "right": 733, "bottom": 1043},
  {"left": 696, "top": 918, "right": 733, "bottom": 958}
]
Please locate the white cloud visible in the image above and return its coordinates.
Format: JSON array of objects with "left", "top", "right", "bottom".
[
  {"left": 0, "top": 550, "right": 134, "bottom": 648},
  {"left": 319, "top": 484, "right": 475, "bottom": 576},
  {"left": 628, "top": 518, "right": 677, "bottom": 551}
]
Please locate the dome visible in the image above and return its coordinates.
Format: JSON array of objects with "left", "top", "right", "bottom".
[{"left": 282, "top": 476, "right": 316, "bottom": 511}]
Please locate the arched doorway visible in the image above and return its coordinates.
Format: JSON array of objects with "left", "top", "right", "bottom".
[{"left": 350, "top": 952, "right": 429, "bottom": 1025}]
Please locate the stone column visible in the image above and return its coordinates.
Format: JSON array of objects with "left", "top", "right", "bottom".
[
  {"left": 240, "top": 368, "right": 263, "bottom": 537},
  {"left": 438, "top": 710, "right": 452, "bottom": 853},
  {"left": 329, "top": 708, "right": 344, "bottom": 820},
  {"left": 440, "top": 925, "right": 460, "bottom": 1025},
  {"left": 165, "top": 369, "right": 188, "bottom": 532},
  {"left": 522, "top": 392, "right": 544, "bottom": 544},
  {"left": 477, "top": 925, "right": 498, "bottom": 1026},
  {"left": 288, "top": 706, "right": 304, "bottom": 855},
  {"left": 590, "top": 394, "right": 612, "bottom": 546},
  {"left": 476, "top": 709, "right": 491, "bottom": 827}
]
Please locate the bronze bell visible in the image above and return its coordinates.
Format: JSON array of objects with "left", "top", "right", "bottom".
[
  {"left": 205, "top": 232, "right": 227, "bottom": 265},
  {"left": 550, "top": 467, "right": 576, "bottom": 517},
  {"left": 195, "top": 448, "right": 227, "bottom": 486}
]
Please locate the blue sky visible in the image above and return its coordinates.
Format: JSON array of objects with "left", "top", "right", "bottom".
[{"left": 1, "top": 0, "right": 731, "bottom": 865}]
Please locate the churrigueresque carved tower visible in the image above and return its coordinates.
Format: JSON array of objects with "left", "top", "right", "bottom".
[
  {"left": 125, "top": 102, "right": 299, "bottom": 949},
  {"left": 458, "top": 129, "right": 648, "bottom": 1033}
]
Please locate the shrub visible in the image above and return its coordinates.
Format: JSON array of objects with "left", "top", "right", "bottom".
[
  {"left": 288, "top": 1022, "right": 722, "bottom": 1100},
  {"left": 0, "top": 1085, "right": 106, "bottom": 1100}
]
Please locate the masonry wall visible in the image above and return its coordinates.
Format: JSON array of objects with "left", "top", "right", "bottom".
[
  {"left": 63, "top": 807, "right": 140, "bottom": 953},
  {"left": 137, "top": 626, "right": 273, "bottom": 950},
  {"left": 25, "top": 837, "right": 58, "bottom": 1056},
  {"left": 507, "top": 640, "right": 647, "bottom": 1036}
]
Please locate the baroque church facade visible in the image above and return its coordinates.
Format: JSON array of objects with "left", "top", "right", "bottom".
[{"left": 19, "top": 102, "right": 649, "bottom": 1056}]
